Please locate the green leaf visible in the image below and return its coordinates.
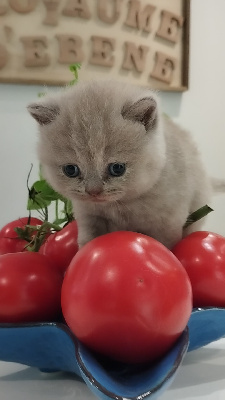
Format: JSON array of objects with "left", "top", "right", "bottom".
[
  {"left": 69, "top": 62, "right": 81, "bottom": 75},
  {"left": 14, "top": 227, "right": 31, "bottom": 242},
  {"left": 53, "top": 217, "right": 68, "bottom": 226},
  {"left": 184, "top": 205, "right": 214, "bottom": 228},
  {"left": 27, "top": 195, "right": 51, "bottom": 211},
  {"left": 55, "top": 193, "right": 70, "bottom": 203},
  {"left": 69, "top": 63, "right": 81, "bottom": 86},
  {"left": 27, "top": 178, "right": 62, "bottom": 210},
  {"left": 32, "top": 180, "right": 62, "bottom": 201},
  {"left": 38, "top": 92, "right": 46, "bottom": 97}
]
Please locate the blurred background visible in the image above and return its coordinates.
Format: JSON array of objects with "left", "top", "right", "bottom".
[{"left": 0, "top": 0, "right": 225, "bottom": 235}]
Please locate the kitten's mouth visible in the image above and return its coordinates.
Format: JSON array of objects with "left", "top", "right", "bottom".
[
  {"left": 86, "top": 193, "right": 120, "bottom": 203},
  {"left": 88, "top": 195, "right": 109, "bottom": 203},
  {"left": 73, "top": 191, "right": 122, "bottom": 203}
]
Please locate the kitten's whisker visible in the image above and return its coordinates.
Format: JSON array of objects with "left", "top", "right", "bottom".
[
  {"left": 117, "top": 200, "right": 132, "bottom": 219},
  {"left": 113, "top": 200, "right": 124, "bottom": 222}
]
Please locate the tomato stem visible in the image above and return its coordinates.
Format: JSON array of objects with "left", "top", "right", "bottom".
[
  {"left": 184, "top": 205, "right": 213, "bottom": 228},
  {"left": 15, "top": 221, "right": 62, "bottom": 252}
]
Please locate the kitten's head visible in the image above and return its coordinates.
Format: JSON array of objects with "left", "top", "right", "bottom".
[{"left": 28, "top": 80, "right": 166, "bottom": 204}]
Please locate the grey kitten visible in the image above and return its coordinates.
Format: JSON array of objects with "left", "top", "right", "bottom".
[{"left": 28, "top": 80, "right": 212, "bottom": 249}]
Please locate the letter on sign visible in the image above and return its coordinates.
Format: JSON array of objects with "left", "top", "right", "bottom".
[
  {"left": 151, "top": 51, "right": 177, "bottom": 84},
  {"left": 0, "top": 2, "right": 7, "bottom": 15},
  {"left": 20, "top": 36, "right": 50, "bottom": 67},
  {"left": 0, "top": 44, "right": 8, "bottom": 69},
  {"left": 62, "top": 0, "right": 91, "bottom": 19},
  {"left": 90, "top": 36, "right": 115, "bottom": 67},
  {"left": 97, "top": 0, "right": 122, "bottom": 24},
  {"left": 156, "top": 10, "right": 184, "bottom": 43},
  {"left": 56, "top": 35, "right": 84, "bottom": 63},
  {"left": 43, "top": 0, "right": 60, "bottom": 26},
  {"left": 9, "top": 0, "right": 37, "bottom": 13},
  {"left": 122, "top": 42, "right": 149, "bottom": 73},
  {"left": 125, "top": 0, "right": 156, "bottom": 33}
]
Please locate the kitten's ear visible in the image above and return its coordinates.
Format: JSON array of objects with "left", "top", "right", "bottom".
[
  {"left": 121, "top": 97, "right": 157, "bottom": 131},
  {"left": 27, "top": 102, "right": 60, "bottom": 125}
]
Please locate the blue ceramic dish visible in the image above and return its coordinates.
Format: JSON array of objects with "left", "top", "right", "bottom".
[
  {"left": 188, "top": 307, "right": 225, "bottom": 351},
  {"left": 0, "top": 308, "right": 224, "bottom": 400},
  {"left": 0, "top": 322, "right": 188, "bottom": 400}
]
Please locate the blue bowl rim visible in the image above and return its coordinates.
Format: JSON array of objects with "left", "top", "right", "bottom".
[
  {"left": 0, "top": 321, "right": 189, "bottom": 400},
  {"left": 75, "top": 327, "right": 189, "bottom": 400}
]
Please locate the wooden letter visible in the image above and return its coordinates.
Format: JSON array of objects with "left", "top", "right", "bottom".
[
  {"left": 56, "top": 35, "right": 84, "bottom": 64},
  {"left": 151, "top": 51, "right": 177, "bottom": 84},
  {"left": 43, "top": 0, "right": 60, "bottom": 26},
  {"left": 125, "top": 0, "right": 155, "bottom": 33},
  {"left": 20, "top": 36, "right": 50, "bottom": 67},
  {"left": 156, "top": 10, "right": 184, "bottom": 43},
  {"left": 90, "top": 36, "right": 115, "bottom": 67},
  {"left": 0, "top": 1, "right": 7, "bottom": 15},
  {"left": 0, "top": 43, "right": 8, "bottom": 69},
  {"left": 122, "top": 42, "right": 149, "bottom": 73},
  {"left": 97, "top": 0, "right": 122, "bottom": 24},
  {"left": 4, "top": 26, "right": 13, "bottom": 41},
  {"left": 62, "top": 0, "right": 91, "bottom": 19},
  {"left": 9, "top": 0, "right": 37, "bottom": 13}
]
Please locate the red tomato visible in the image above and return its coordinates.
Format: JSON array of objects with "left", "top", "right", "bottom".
[
  {"left": 0, "top": 252, "right": 62, "bottom": 323},
  {"left": 40, "top": 221, "right": 78, "bottom": 274},
  {"left": 61, "top": 231, "right": 192, "bottom": 364},
  {"left": 0, "top": 217, "right": 43, "bottom": 255},
  {"left": 172, "top": 231, "right": 225, "bottom": 308}
]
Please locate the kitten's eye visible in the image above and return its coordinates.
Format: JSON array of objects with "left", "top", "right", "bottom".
[
  {"left": 63, "top": 164, "right": 80, "bottom": 178},
  {"left": 108, "top": 163, "right": 126, "bottom": 177}
]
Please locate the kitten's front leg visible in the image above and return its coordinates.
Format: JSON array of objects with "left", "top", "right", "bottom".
[{"left": 76, "top": 215, "right": 109, "bottom": 248}]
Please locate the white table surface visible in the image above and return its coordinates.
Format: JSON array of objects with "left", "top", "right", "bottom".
[{"left": 0, "top": 339, "right": 225, "bottom": 400}]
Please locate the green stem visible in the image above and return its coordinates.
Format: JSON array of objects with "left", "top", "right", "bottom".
[
  {"left": 44, "top": 206, "right": 48, "bottom": 222},
  {"left": 47, "top": 223, "right": 62, "bottom": 232},
  {"left": 55, "top": 199, "right": 59, "bottom": 221},
  {"left": 64, "top": 200, "right": 69, "bottom": 221},
  {"left": 26, "top": 221, "right": 62, "bottom": 252}
]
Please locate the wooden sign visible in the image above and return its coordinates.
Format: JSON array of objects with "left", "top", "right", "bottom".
[{"left": 0, "top": 0, "right": 190, "bottom": 91}]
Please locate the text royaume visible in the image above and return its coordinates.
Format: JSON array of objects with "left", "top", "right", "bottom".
[{"left": 0, "top": 0, "right": 184, "bottom": 85}]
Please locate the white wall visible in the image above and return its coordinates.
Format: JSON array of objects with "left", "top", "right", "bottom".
[{"left": 0, "top": 0, "right": 225, "bottom": 234}]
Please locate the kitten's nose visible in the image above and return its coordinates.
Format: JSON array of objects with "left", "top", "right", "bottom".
[{"left": 85, "top": 186, "right": 103, "bottom": 197}]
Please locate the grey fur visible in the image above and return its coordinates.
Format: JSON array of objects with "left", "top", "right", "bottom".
[{"left": 28, "top": 80, "right": 213, "bottom": 249}]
